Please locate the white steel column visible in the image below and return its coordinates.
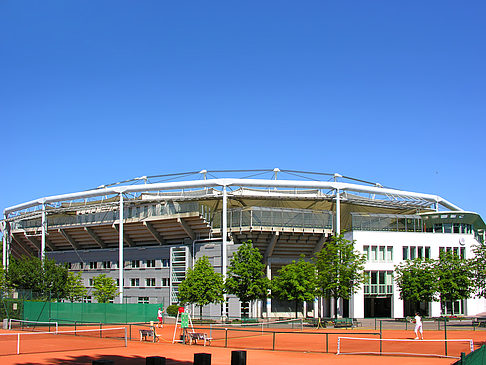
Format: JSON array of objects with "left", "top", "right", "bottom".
[
  {"left": 41, "top": 203, "right": 46, "bottom": 260},
  {"left": 2, "top": 217, "right": 7, "bottom": 268},
  {"left": 118, "top": 194, "right": 124, "bottom": 304},
  {"left": 313, "top": 298, "right": 319, "bottom": 318},
  {"left": 222, "top": 186, "right": 228, "bottom": 317},
  {"left": 335, "top": 189, "right": 341, "bottom": 235},
  {"left": 266, "top": 264, "right": 272, "bottom": 318}
]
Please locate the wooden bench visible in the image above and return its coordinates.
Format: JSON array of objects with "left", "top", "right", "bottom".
[
  {"left": 139, "top": 328, "right": 159, "bottom": 342},
  {"left": 188, "top": 332, "right": 212, "bottom": 346}
]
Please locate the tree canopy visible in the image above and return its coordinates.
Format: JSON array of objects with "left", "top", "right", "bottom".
[
  {"left": 65, "top": 272, "right": 88, "bottom": 302},
  {"left": 178, "top": 256, "right": 224, "bottom": 317},
  {"left": 394, "top": 258, "right": 438, "bottom": 303},
  {"left": 435, "top": 250, "right": 475, "bottom": 303},
  {"left": 225, "top": 240, "right": 269, "bottom": 304},
  {"left": 6, "top": 256, "right": 68, "bottom": 299},
  {"left": 92, "top": 274, "right": 118, "bottom": 303},
  {"left": 314, "top": 234, "right": 366, "bottom": 317},
  {"left": 271, "top": 256, "right": 317, "bottom": 318}
]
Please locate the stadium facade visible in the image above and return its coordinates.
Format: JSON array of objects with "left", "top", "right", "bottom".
[{"left": 2, "top": 169, "right": 485, "bottom": 319}]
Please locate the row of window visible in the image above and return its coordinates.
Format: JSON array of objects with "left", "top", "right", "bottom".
[
  {"left": 87, "top": 278, "right": 169, "bottom": 287},
  {"left": 424, "top": 223, "right": 473, "bottom": 234},
  {"left": 363, "top": 271, "right": 394, "bottom": 295},
  {"left": 69, "top": 259, "right": 170, "bottom": 270},
  {"left": 402, "top": 246, "right": 431, "bottom": 260},
  {"left": 363, "top": 246, "right": 393, "bottom": 263},
  {"left": 364, "top": 245, "right": 466, "bottom": 262}
]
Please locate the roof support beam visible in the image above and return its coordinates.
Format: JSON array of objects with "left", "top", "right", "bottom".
[
  {"left": 112, "top": 224, "right": 135, "bottom": 247},
  {"left": 177, "top": 218, "right": 195, "bottom": 240},
  {"left": 264, "top": 231, "right": 279, "bottom": 262},
  {"left": 59, "top": 229, "right": 80, "bottom": 250},
  {"left": 313, "top": 234, "right": 328, "bottom": 255},
  {"left": 84, "top": 227, "right": 106, "bottom": 248},
  {"left": 11, "top": 235, "right": 34, "bottom": 257},
  {"left": 23, "top": 233, "right": 55, "bottom": 252},
  {"left": 143, "top": 221, "right": 165, "bottom": 245}
]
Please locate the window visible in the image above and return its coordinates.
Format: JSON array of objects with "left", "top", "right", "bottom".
[
  {"left": 83, "top": 296, "right": 92, "bottom": 303},
  {"left": 138, "top": 297, "right": 149, "bottom": 304},
  {"left": 460, "top": 247, "right": 466, "bottom": 259},
  {"left": 89, "top": 279, "right": 94, "bottom": 286},
  {"left": 370, "top": 246, "right": 378, "bottom": 262},
  {"left": 145, "top": 278, "right": 156, "bottom": 287},
  {"left": 425, "top": 247, "right": 431, "bottom": 259},
  {"left": 363, "top": 246, "right": 370, "bottom": 261},
  {"left": 378, "top": 246, "right": 385, "bottom": 262},
  {"left": 162, "top": 259, "right": 170, "bottom": 268},
  {"left": 386, "top": 247, "right": 393, "bottom": 262},
  {"left": 131, "top": 278, "right": 140, "bottom": 287},
  {"left": 67, "top": 262, "right": 72, "bottom": 269},
  {"left": 161, "top": 278, "right": 169, "bottom": 287},
  {"left": 89, "top": 262, "right": 97, "bottom": 269},
  {"left": 146, "top": 259, "right": 156, "bottom": 268},
  {"left": 131, "top": 260, "right": 140, "bottom": 268},
  {"left": 102, "top": 261, "right": 111, "bottom": 269},
  {"left": 417, "top": 247, "right": 423, "bottom": 259},
  {"left": 403, "top": 246, "right": 409, "bottom": 260}
]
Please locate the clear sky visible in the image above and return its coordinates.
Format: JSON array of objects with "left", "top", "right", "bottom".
[{"left": 1, "top": 1, "right": 485, "bottom": 225}]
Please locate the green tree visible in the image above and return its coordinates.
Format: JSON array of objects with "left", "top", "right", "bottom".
[
  {"left": 394, "top": 258, "right": 439, "bottom": 311},
  {"left": 92, "top": 274, "right": 118, "bottom": 303},
  {"left": 471, "top": 243, "right": 486, "bottom": 298},
  {"left": 65, "top": 272, "right": 88, "bottom": 302},
  {"left": 178, "top": 256, "right": 224, "bottom": 318},
  {"left": 6, "top": 256, "right": 68, "bottom": 299},
  {"left": 314, "top": 234, "right": 366, "bottom": 318},
  {"left": 225, "top": 240, "right": 270, "bottom": 316},
  {"left": 436, "top": 250, "right": 475, "bottom": 307},
  {"left": 271, "top": 256, "right": 317, "bottom": 318}
]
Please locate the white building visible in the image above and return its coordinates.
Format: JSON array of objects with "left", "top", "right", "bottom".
[{"left": 2, "top": 169, "right": 485, "bottom": 318}]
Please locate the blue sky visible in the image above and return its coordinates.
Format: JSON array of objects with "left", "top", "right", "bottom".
[{"left": 1, "top": 1, "right": 485, "bottom": 223}]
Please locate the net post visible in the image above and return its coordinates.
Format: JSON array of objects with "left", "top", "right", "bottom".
[
  {"left": 272, "top": 331, "right": 276, "bottom": 351},
  {"left": 17, "top": 333, "right": 20, "bottom": 355},
  {"left": 337, "top": 337, "right": 340, "bottom": 355},
  {"left": 125, "top": 327, "right": 128, "bottom": 347},
  {"left": 326, "top": 333, "right": 328, "bottom": 353},
  {"left": 225, "top": 328, "right": 228, "bottom": 348},
  {"left": 444, "top": 318, "right": 448, "bottom": 357}
]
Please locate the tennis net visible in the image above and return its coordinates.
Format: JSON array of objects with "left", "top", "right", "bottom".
[
  {"left": 206, "top": 318, "right": 304, "bottom": 332},
  {"left": 337, "top": 336, "right": 474, "bottom": 359},
  {"left": 8, "top": 319, "right": 58, "bottom": 333},
  {"left": 0, "top": 326, "right": 127, "bottom": 356}
]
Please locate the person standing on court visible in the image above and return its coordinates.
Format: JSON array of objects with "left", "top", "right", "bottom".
[
  {"left": 413, "top": 312, "right": 423, "bottom": 340},
  {"left": 157, "top": 307, "right": 165, "bottom": 328}
]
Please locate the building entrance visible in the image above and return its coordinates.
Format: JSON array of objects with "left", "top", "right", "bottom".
[{"left": 364, "top": 297, "right": 391, "bottom": 318}]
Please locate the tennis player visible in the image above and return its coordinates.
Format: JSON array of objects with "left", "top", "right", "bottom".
[
  {"left": 413, "top": 312, "right": 423, "bottom": 340},
  {"left": 157, "top": 307, "right": 165, "bottom": 328}
]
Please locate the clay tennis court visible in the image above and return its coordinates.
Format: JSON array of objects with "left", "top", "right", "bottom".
[{"left": 0, "top": 323, "right": 483, "bottom": 364}]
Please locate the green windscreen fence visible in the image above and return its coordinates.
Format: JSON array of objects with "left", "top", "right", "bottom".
[
  {"left": 454, "top": 345, "right": 486, "bottom": 365},
  {"left": 23, "top": 301, "right": 164, "bottom": 324}
]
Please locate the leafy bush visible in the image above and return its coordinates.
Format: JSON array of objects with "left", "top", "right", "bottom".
[{"left": 166, "top": 304, "right": 181, "bottom": 317}]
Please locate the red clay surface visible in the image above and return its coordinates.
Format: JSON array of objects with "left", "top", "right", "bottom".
[{"left": 0, "top": 323, "right": 484, "bottom": 365}]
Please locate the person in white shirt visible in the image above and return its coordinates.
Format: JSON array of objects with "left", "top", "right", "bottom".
[
  {"left": 413, "top": 312, "right": 423, "bottom": 340},
  {"left": 157, "top": 307, "right": 165, "bottom": 328}
]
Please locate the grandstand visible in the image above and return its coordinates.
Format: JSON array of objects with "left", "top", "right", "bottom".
[{"left": 2, "top": 169, "right": 485, "bottom": 319}]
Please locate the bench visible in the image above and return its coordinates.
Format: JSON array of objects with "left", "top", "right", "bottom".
[
  {"left": 188, "top": 332, "right": 212, "bottom": 346},
  {"left": 139, "top": 328, "right": 159, "bottom": 342},
  {"left": 333, "top": 318, "right": 353, "bottom": 328}
]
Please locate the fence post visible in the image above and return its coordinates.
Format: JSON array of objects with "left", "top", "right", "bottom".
[
  {"left": 225, "top": 328, "right": 228, "bottom": 348},
  {"left": 444, "top": 318, "right": 448, "bottom": 357},
  {"left": 272, "top": 332, "right": 276, "bottom": 350},
  {"left": 231, "top": 350, "right": 246, "bottom": 365},
  {"left": 194, "top": 353, "right": 211, "bottom": 365}
]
